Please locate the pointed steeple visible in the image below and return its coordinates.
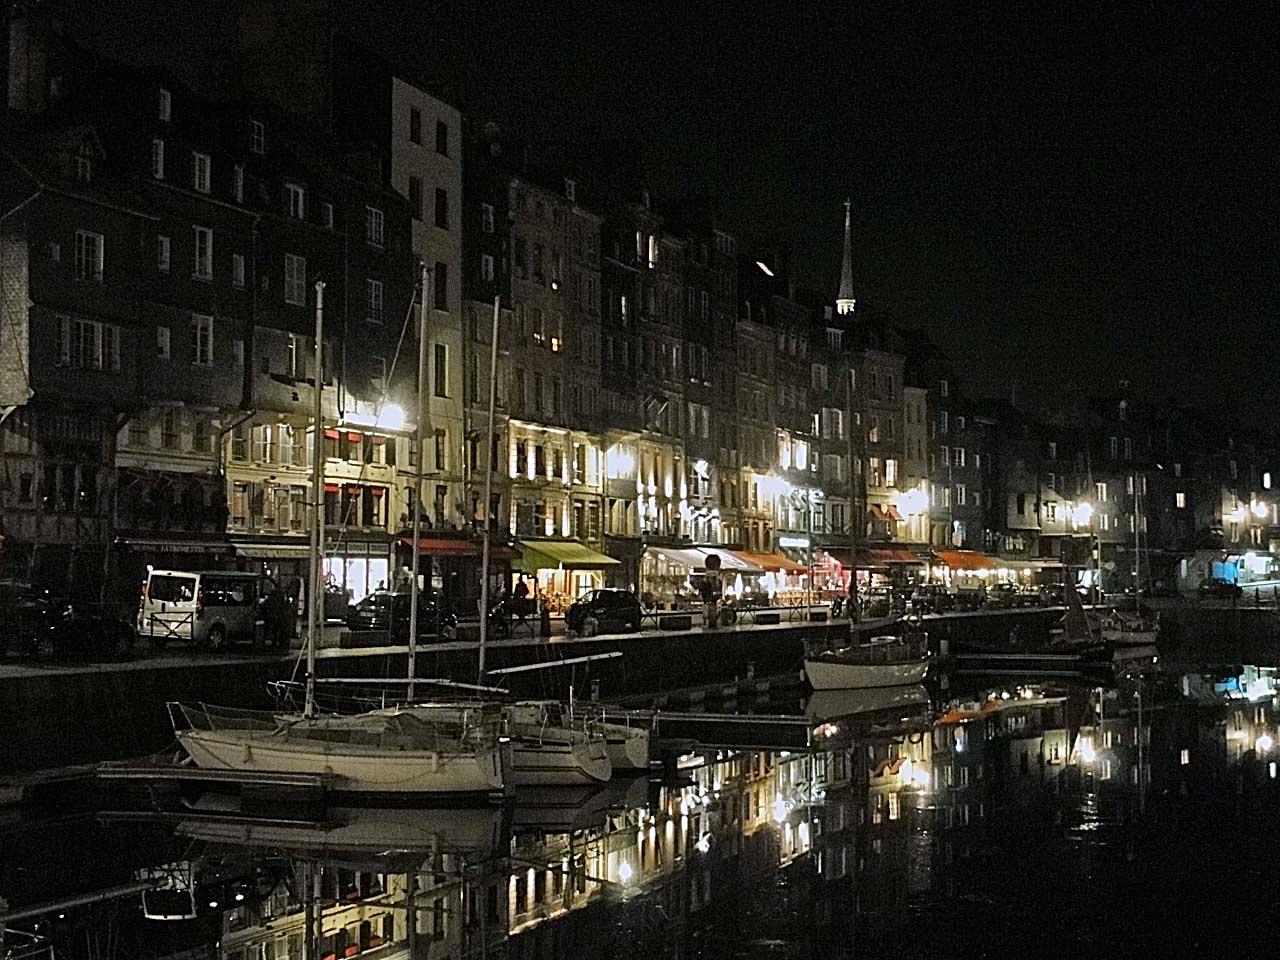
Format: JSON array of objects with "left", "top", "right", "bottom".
[{"left": 836, "top": 198, "right": 856, "bottom": 316}]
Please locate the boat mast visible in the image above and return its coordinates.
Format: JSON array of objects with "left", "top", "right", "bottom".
[
  {"left": 306, "top": 280, "right": 325, "bottom": 718},
  {"left": 1133, "top": 470, "right": 1141, "bottom": 604},
  {"left": 478, "top": 295, "right": 500, "bottom": 683},
  {"left": 409, "top": 261, "right": 430, "bottom": 701}
]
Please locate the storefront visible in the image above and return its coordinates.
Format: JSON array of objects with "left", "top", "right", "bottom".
[
  {"left": 111, "top": 531, "right": 236, "bottom": 609},
  {"left": 732, "top": 550, "right": 809, "bottom": 603},
  {"left": 928, "top": 549, "right": 1001, "bottom": 589},
  {"left": 397, "top": 533, "right": 514, "bottom": 611},
  {"left": 640, "top": 546, "right": 709, "bottom": 607},
  {"left": 516, "top": 539, "right": 620, "bottom": 612}
]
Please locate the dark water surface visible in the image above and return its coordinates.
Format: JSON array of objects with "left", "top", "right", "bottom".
[{"left": 4, "top": 660, "right": 1280, "bottom": 959}]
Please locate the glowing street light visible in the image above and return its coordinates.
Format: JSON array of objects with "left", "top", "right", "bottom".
[
  {"left": 1252, "top": 501, "right": 1269, "bottom": 520},
  {"left": 1258, "top": 733, "right": 1274, "bottom": 753},
  {"left": 1072, "top": 502, "right": 1094, "bottom": 527},
  {"left": 617, "top": 862, "right": 633, "bottom": 883}
]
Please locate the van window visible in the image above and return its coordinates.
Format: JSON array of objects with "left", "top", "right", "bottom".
[
  {"left": 202, "top": 577, "right": 258, "bottom": 606},
  {"left": 149, "top": 574, "right": 197, "bottom": 603}
]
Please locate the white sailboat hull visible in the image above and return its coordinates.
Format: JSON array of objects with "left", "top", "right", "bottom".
[
  {"left": 804, "top": 656, "right": 930, "bottom": 691},
  {"left": 177, "top": 729, "right": 509, "bottom": 797},
  {"left": 1102, "top": 628, "right": 1159, "bottom": 646},
  {"left": 511, "top": 735, "right": 611, "bottom": 785}
]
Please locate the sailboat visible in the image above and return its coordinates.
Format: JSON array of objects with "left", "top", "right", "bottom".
[
  {"left": 1101, "top": 472, "right": 1160, "bottom": 648},
  {"left": 170, "top": 280, "right": 513, "bottom": 800}
]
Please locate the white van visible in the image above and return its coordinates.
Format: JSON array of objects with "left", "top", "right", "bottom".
[{"left": 137, "top": 569, "right": 277, "bottom": 650}]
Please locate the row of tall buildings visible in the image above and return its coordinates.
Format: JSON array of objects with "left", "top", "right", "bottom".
[{"left": 2, "top": 6, "right": 1277, "bottom": 610}]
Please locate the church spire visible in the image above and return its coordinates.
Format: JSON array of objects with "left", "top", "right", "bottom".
[{"left": 836, "top": 198, "right": 856, "bottom": 316}]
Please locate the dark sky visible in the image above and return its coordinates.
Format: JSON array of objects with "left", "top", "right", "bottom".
[{"left": 78, "top": 2, "right": 1280, "bottom": 412}]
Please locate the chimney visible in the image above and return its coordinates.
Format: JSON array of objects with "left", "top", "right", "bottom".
[{"left": 8, "top": 2, "right": 52, "bottom": 114}]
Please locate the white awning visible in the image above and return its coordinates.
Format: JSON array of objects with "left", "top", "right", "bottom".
[
  {"left": 645, "top": 546, "right": 709, "bottom": 569},
  {"left": 697, "top": 547, "right": 763, "bottom": 574}
]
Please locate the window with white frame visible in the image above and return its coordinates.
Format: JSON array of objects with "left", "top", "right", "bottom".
[
  {"left": 58, "top": 316, "right": 120, "bottom": 371},
  {"left": 365, "top": 278, "right": 383, "bottom": 323},
  {"left": 955, "top": 446, "right": 966, "bottom": 467},
  {"left": 285, "top": 182, "right": 305, "bottom": 220},
  {"left": 232, "top": 253, "right": 245, "bottom": 287},
  {"left": 1095, "top": 481, "right": 1107, "bottom": 502},
  {"left": 151, "top": 138, "right": 165, "bottom": 179},
  {"left": 191, "top": 314, "right": 214, "bottom": 366},
  {"left": 284, "top": 254, "right": 306, "bottom": 305},
  {"left": 287, "top": 333, "right": 304, "bottom": 379},
  {"left": 481, "top": 254, "right": 495, "bottom": 281},
  {"left": 158, "top": 87, "right": 171, "bottom": 121},
  {"left": 193, "top": 226, "right": 213, "bottom": 279},
  {"left": 249, "top": 119, "right": 265, "bottom": 154},
  {"left": 75, "top": 230, "right": 103, "bottom": 282},
  {"left": 192, "top": 152, "right": 210, "bottom": 193},
  {"left": 365, "top": 206, "right": 384, "bottom": 246},
  {"left": 956, "top": 483, "right": 967, "bottom": 506},
  {"left": 157, "top": 235, "right": 170, "bottom": 273},
  {"left": 1176, "top": 491, "right": 1186, "bottom": 509}
]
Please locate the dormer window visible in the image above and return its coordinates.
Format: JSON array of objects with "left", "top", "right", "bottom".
[
  {"left": 249, "top": 120, "right": 265, "bottom": 155},
  {"left": 74, "top": 150, "right": 92, "bottom": 183},
  {"left": 152, "top": 138, "right": 165, "bottom": 179},
  {"left": 285, "top": 182, "right": 305, "bottom": 220},
  {"left": 158, "top": 88, "right": 171, "bottom": 121},
  {"left": 564, "top": 178, "right": 576, "bottom": 202}
]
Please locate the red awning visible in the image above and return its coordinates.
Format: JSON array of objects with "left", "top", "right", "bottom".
[
  {"left": 868, "top": 505, "right": 885, "bottom": 520},
  {"left": 884, "top": 506, "right": 904, "bottom": 521},
  {"left": 861, "top": 547, "right": 923, "bottom": 566},
  {"left": 347, "top": 432, "right": 362, "bottom": 443},
  {"left": 324, "top": 429, "right": 339, "bottom": 440},
  {"left": 932, "top": 549, "right": 1000, "bottom": 572},
  {"left": 731, "top": 550, "right": 807, "bottom": 573},
  {"left": 323, "top": 483, "right": 339, "bottom": 493},
  {"left": 398, "top": 535, "right": 513, "bottom": 560},
  {"left": 369, "top": 487, "right": 385, "bottom": 497}
]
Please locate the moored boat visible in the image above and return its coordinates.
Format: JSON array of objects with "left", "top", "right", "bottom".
[
  {"left": 169, "top": 702, "right": 511, "bottom": 799},
  {"left": 804, "top": 632, "right": 930, "bottom": 690}
]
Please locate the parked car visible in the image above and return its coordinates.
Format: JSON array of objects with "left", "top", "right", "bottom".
[
  {"left": 987, "top": 582, "right": 1037, "bottom": 609},
  {"left": 0, "top": 579, "right": 56, "bottom": 653},
  {"left": 859, "top": 588, "right": 894, "bottom": 619},
  {"left": 565, "top": 589, "right": 641, "bottom": 636},
  {"left": 28, "top": 603, "right": 138, "bottom": 660},
  {"left": 909, "top": 584, "right": 955, "bottom": 615},
  {"left": 345, "top": 591, "right": 511, "bottom": 642},
  {"left": 137, "top": 569, "right": 284, "bottom": 650},
  {"left": 1198, "top": 577, "right": 1243, "bottom": 599}
]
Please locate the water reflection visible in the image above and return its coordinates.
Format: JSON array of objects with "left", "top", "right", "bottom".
[{"left": 5, "top": 664, "right": 1280, "bottom": 958}]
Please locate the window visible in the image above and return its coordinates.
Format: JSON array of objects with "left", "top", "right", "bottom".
[
  {"left": 284, "top": 254, "right": 306, "bottom": 305},
  {"left": 481, "top": 203, "right": 494, "bottom": 233},
  {"left": 1109, "top": 436, "right": 1118, "bottom": 459},
  {"left": 885, "top": 458, "right": 898, "bottom": 487},
  {"left": 232, "top": 253, "right": 245, "bottom": 287},
  {"left": 409, "top": 106, "right": 422, "bottom": 144},
  {"left": 434, "top": 429, "right": 448, "bottom": 471},
  {"left": 435, "top": 119, "right": 449, "bottom": 155},
  {"left": 365, "top": 206, "right": 384, "bottom": 246},
  {"left": 191, "top": 314, "right": 214, "bottom": 366},
  {"left": 75, "top": 230, "right": 103, "bottom": 282},
  {"left": 564, "top": 178, "right": 576, "bottom": 202},
  {"left": 287, "top": 333, "right": 304, "bottom": 379},
  {"left": 433, "top": 262, "right": 448, "bottom": 311},
  {"left": 408, "top": 176, "right": 422, "bottom": 220},
  {"left": 481, "top": 254, "right": 495, "bottom": 281},
  {"left": 249, "top": 119, "right": 264, "bottom": 154},
  {"left": 955, "top": 447, "right": 966, "bottom": 468},
  {"left": 58, "top": 317, "right": 120, "bottom": 372},
  {"left": 940, "top": 410, "right": 949, "bottom": 433},
  {"left": 322, "top": 202, "right": 333, "bottom": 228},
  {"left": 434, "top": 187, "right": 449, "bottom": 229},
  {"left": 956, "top": 415, "right": 966, "bottom": 431},
  {"left": 161, "top": 409, "right": 179, "bottom": 449},
  {"left": 158, "top": 87, "right": 171, "bottom": 121},
  {"left": 285, "top": 183, "right": 305, "bottom": 220},
  {"left": 1230, "top": 459, "right": 1238, "bottom": 480},
  {"left": 1266, "top": 472, "right": 1273, "bottom": 490},
  {"left": 1124, "top": 437, "right": 1132, "bottom": 460},
  {"left": 151, "top": 138, "right": 164, "bottom": 178},
  {"left": 940, "top": 379, "right": 949, "bottom": 397},
  {"left": 1095, "top": 481, "right": 1107, "bottom": 502},
  {"left": 157, "top": 235, "right": 170, "bottom": 273},
  {"left": 1048, "top": 441, "right": 1057, "bottom": 459},
  {"left": 156, "top": 326, "right": 170, "bottom": 361},
  {"left": 234, "top": 164, "right": 243, "bottom": 203},
  {"left": 1176, "top": 491, "right": 1186, "bottom": 509},
  {"left": 433, "top": 343, "right": 448, "bottom": 397},
  {"left": 193, "top": 226, "right": 213, "bottom": 279},
  {"left": 956, "top": 483, "right": 967, "bottom": 506},
  {"left": 192, "top": 151, "right": 210, "bottom": 193},
  {"left": 365, "top": 279, "right": 383, "bottom": 323}
]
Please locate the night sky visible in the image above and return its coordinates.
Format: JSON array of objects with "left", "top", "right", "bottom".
[{"left": 76, "top": 2, "right": 1280, "bottom": 413}]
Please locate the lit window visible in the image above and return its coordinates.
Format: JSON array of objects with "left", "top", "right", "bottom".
[
  {"left": 1175, "top": 491, "right": 1186, "bottom": 509},
  {"left": 1265, "top": 472, "right": 1273, "bottom": 490},
  {"left": 1180, "top": 748, "right": 1191, "bottom": 766}
]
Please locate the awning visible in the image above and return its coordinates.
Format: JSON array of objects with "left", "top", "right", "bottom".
[
  {"left": 884, "top": 506, "right": 904, "bottom": 521},
  {"left": 517, "top": 539, "right": 620, "bottom": 573},
  {"left": 398, "top": 535, "right": 513, "bottom": 560},
  {"left": 932, "top": 549, "right": 1001, "bottom": 572},
  {"left": 861, "top": 547, "right": 924, "bottom": 567},
  {"left": 732, "top": 550, "right": 807, "bottom": 573},
  {"left": 868, "top": 505, "right": 885, "bottom": 520},
  {"left": 645, "top": 546, "right": 709, "bottom": 569},
  {"left": 697, "top": 546, "right": 762, "bottom": 574}
]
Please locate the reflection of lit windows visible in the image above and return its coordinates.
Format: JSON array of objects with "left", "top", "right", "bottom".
[{"left": 1180, "top": 748, "right": 1191, "bottom": 766}]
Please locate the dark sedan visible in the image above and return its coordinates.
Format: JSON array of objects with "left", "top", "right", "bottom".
[
  {"left": 345, "top": 591, "right": 511, "bottom": 641},
  {"left": 1198, "top": 577, "right": 1243, "bottom": 599},
  {"left": 565, "top": 589, "right": 641, "bottom": 637},
  {"left": 28, "top": 603, "right": 137, "bottom": 660}
]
